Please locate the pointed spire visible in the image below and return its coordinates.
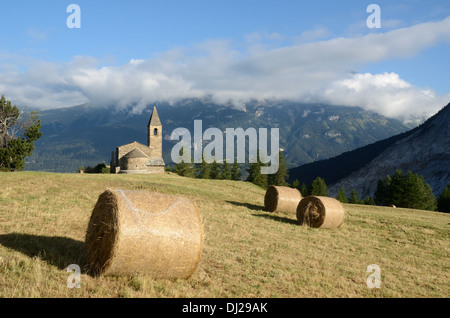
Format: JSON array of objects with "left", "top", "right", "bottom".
[{"left": 148, "top": 106, "right": 161, "bottom": 127}]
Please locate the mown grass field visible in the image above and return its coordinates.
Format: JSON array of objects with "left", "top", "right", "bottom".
[{"left": 0, "top": 171, "right": 449, "bottom": 298}]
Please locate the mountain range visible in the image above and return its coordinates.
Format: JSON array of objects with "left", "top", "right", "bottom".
[
  {"left": 289, "top": 102, "right": 450, "bottom": 197},
  {"left": 25, "top": 99, "right": 409, "bottom": 173}
]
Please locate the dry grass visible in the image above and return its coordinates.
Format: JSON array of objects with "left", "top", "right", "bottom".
[{"left": 0, "top": 171, "right": 449, "bottom": 298}]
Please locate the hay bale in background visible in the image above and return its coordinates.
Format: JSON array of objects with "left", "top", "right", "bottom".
[
  {"left": 85, "top": 189, "right": 203, "bottom": 278},
  {"left": 297, "top": 196, "right": 345, "bottom": 229},
  {"left": 264, "top": 185, "right": 302, "bottom": 213}
]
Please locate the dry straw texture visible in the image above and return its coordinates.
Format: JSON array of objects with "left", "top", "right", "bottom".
[
  {"left": 297, "top": 196, "right": 345, "bottom": 228},
  {"left": 85, "top": 189, "right": 203, "bottom": 278},
  {"left": 264, "top": 185, "right": 302, "bottom": 213}
]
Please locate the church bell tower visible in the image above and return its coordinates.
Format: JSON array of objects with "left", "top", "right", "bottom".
[{"left": 147, "top": 106, "right": 162, "bottom": 158}]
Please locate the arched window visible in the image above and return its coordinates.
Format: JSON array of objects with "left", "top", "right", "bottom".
[{"left": 153, "top": 128, "right": 158, "bottom": 136}]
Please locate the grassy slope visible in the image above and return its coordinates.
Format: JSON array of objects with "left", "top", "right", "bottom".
[{"left": 0, "top": 172, "right": 448, "bottom": 298}]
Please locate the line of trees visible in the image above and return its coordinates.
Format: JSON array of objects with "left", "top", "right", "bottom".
[
  {"left": 170, "top": 150, "right": 374, "bottom": 205},
  {"left": 171, "top": 153, "right": 449, "bottom": 212},
  {"left": 294, "top": 170, "right": 444, "bottom": 211},
  {"left": 169, "top": 158, "right": 241, "bottom": 181},
  {"left": 293, "top": 177, "right": 376, "bottom": 205},
  {"left": 374, "top": 169, "right": 437, "bottom": 211},
  {"left": 170, "top": 151, "right": 290, "bottom": 187}
]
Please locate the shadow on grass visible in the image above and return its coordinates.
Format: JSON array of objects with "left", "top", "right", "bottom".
[
  {"left": 0, "top": 233, "right": 87, "bottom": 271},
  {"left": 226, "top": 200, "right": 264, "bottom": 211},
  {"left": 252, "top": 213, "right": 299, "bottom": 225}
]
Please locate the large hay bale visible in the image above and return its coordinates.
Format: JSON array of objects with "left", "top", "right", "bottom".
[
  {"left": 297, "top": 196, "right": 345, "bottom": 229},
  {"left": 85, "top": 189, "right": 203, "bottom": 278},
  {"left": 264, "top": 185, "right": 302, "bottom": 213}
]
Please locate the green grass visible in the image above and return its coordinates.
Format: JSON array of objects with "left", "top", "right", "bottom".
[{"left": 0, "top": 171, "right": 449, "bottom": 297}]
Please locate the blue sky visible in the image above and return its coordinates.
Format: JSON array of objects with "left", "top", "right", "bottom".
[{"left": 0, "top": 0, "right": 449, "bottom": 121}]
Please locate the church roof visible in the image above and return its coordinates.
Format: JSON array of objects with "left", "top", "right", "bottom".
[
  {"left": 148, "top": 106, "right": 161, "bottom": 127},
  {"left": 123, "top": 148, "right": 149, "bottom": 159},
  {"left": 117, "top": 141, "right": 148, "bottom": 150},
  {"left": 147, "top": 158, "right": 165, "bottom": 166}
]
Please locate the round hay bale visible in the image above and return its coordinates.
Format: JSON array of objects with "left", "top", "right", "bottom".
[
  {"left": 85, "top": 189, "right": 203, "bottom": 278},
  {"left": 264, "top": 185, "right": 302, "bottom": 213},
  {"left": 297, "top": 196, "right": 345, "bottom": 229}
]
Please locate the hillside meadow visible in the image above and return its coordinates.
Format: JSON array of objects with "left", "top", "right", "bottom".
[{"left": 0, "top": 171, "right": 448, "bottom": 298}]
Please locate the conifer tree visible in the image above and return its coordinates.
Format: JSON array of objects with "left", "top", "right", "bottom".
[
  {"left": 437, "top": 183, "right": 450, "bottom": 213},
  {"left": 209, "top": 161, "right": 221, "bottom": 179},
  {"left": 308, "top": 177, "right": 328, "bottom": 196},
  {"left": 247, "top": 153, "right": 268, "bottom": 189},
  {"left": 173, "top": 148, "right": 195, "bottom": 177},
  {"left": 389, "top": 169, "right": 405, "bottom": 205},
  {"left": 361, "top": 196, "right": 375, "bottom": 205},
  {"left": 348, "top": 188, "right": 360, "bottom": 204},
  {"left": 221, "top": 161, "right": 232, "bottom": 180},
  {"left": 231, "top": 160, "right": 240, "bottom": 181},
  {"left": 374, "top": 175, "right": 392, "bottom": 205},
  {"left": 196, "top": 159, "right": 211, "bottom": 179},
  {"left": 336, "top": 186, "right": 348, "bottom": 203},
  {"left": 270, "top": 151, "right": 289, "bottom": 186},
  {"left": 300, "top": 182, "right": 308, "bottom": 197},
  {"left": 291, "top": 179, "right": 300, "bottom": 189}
]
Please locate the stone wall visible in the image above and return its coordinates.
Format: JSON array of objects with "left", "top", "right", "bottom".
[
  {"left": 148, "top": 125, "right": 162, "bottom": 158},
  {"left": 146, "top": 165, "right": 165, "bottom": 174},
  {"left": 117, "top": 142, "right": 153, "bottom": 166}
]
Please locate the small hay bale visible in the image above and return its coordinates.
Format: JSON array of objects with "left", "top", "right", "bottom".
[
  {"left": 264, "top": 185, "right": 302, "bottom": 213},
  {"left": 85, "top": 189, "right": 203, "bottom": 278},
  {"left": 297, "top": 196, "right": 345, "bottom": 229}
]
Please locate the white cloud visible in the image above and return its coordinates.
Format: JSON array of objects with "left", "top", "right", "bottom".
[
  {"left": 1, "top": 17, "right": 450, "bottom": 120},
  {"left": 322, "top": 72, "right": 450, "bottom": 120}
]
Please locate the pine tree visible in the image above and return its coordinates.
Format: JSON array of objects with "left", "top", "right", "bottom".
[
  {"left": 196, "top": 159, "right": 211, "bottom": 179},
  {"left": 308, "top": 177, "right": 328, "bottom": 196},
  {"left": 348, "top": 188, "right": 360, "bottom": 204},
  {"left": 173, "top": 161, "right": 195, "bottom": 177},
  {"left": 173, "top": 148, "right": 195, "bottom": 177},
  {"left": 209, "top": 161, "right": 221, "bottom": 179},
  {"left": 291, "top": 179, "right": 300, "bottom": 189},
  {"left": 336, "top": 186, "right": 348, "bottom": 203},
  {"left": 231, "top": 161, "right": 240, "bottom": 181},
  {"left": 221, "top": 161, "right": 232, "bottom": 180},
  {"left": 255, "top": 170, "right": 268, "bottom": 189},
  {"left": 270, "top": 151, "right": 289, "bottom": 186},
  {"left": 408, "top": 173, "right": 436, "bottom": 211},
  {"left": 247, "top": 154, "right": 268, "bottom": 189},
  {"left": 361, "top": 196, "right": 375, "bottom": 205},
  {"left": 300, "top": 183, "right": 308, "bottom": 197},
  {"left": 389, "top": 169, "right": 405, "bottom": 205},
  {"left": 437, "top": 183, "right": 450, "bottom": 213},
  {"left": 391, "top": 170, "right": 436, "bottom": 210},
  {"left": 374, "top": 175, "right": 392, "bottom": 205}
]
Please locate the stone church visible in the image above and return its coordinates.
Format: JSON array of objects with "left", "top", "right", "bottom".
[{"left": 110, "top": 106, "right": 165, "bottom": 174}]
